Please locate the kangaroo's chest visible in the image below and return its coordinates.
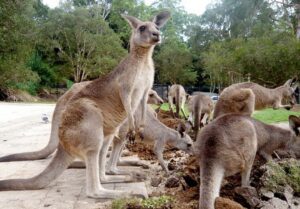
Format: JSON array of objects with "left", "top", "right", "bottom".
[{"left": 131, "top": 64, "right": 155, "bottom": 111}]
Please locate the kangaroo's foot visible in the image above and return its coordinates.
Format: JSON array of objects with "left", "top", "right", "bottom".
[
  {"left": 117, "top": 160, "right": 150, "bottom": 169},
  {"left": 106, "top": 168, "right": 147, "bottom": 181},
  {"left": 87, "top": 189, "right": 129, "bottom": 199},
  {"left": 100, "top": 174, "right": 134, "bottom": 183}
]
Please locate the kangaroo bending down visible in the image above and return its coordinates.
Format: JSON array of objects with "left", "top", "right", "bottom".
[
  {"left": 217, "top": 79, "right": 298, "bottom": 114},
  {"left": 107, "top": 106, "right": 194, "bottom": 174},
  {"left": 0, "top": 12, "right": 170, "bottom": 199},
  {"left": 168, "top": 84, "right": 188, "bottom": 119},
  {"left": 195, "top": 114, "right": 300, "bottom": 209},
  {"left": 187, "top": 93, "right": 214, "bottom": 138},
  {"left": 0, "top": 86, "right": 164, "bottom": 162},
  {"left": 213, "top": 88, "right": 255, "bottom": 119}
]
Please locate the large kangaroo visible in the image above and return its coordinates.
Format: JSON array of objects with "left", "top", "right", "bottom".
[
  {"left": 195, "top": 114, "right": 300, "bottom": 209},
  {"left": 216, "top": 79, "right": 298, "bottom": 113},
  {"left": 168, "top": 84, "right": 188, "bottom": 119},
  {"left": 0, "top": 12, "right": 170, "bottom": 199},
  {"left": 107, "top": 106, "right": 194, "bottom": 174},
  {"left": 187, "top": 93, "right": 214, "bottom": 138},
  {"left": 213, "top": 88, "right": 255, "bottom": 119},
  {"left": 0, "top": 86, "right": 164, "bottom": 162}
]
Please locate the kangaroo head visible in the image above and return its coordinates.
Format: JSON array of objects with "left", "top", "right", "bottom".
[
  {"left": 283, "top": 78, "right": 298, "bottom": 105},
  {"left": 174, "top": 123, "right": 194, "bottom": 154},
  {"left": 147, "top": 89, "right": 164, "bottom": 105},
  {"left": 122, "top": 11, "right": 170, "bottom": 48}
]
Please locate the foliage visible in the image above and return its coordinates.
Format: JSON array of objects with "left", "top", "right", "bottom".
[
  {"left": 1, "top": 0, "right": 300, "bottom": 97},
  {"left": 155, "top": 38, "right": 197, "bottom": 85},
  {"left": 202, "top": 32, "right": 300, "bottom": 87},
  {"left": 111, "top": 196, "right": 174, "bottom": 209},
  {"left": 39, "top": 6, "right": 126, "bottom": 82},
  {"left": 262, "top": 159, "right": 300, "bottom": 193}
]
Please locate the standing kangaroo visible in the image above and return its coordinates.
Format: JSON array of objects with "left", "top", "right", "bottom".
[
  {"left": 187, "top": 93, "right": 214, "bottom": 138},
  {"left": 107, "top": 106, "right": 194, "bottom": 174},
  {"left": 195, "top": 114, "right": 300, "bottom": 209},
  {"left": 0, "top": 84, "right": 163, "bottom": 163},
  {"left": 168, "top": 84, "right": 188, "bottom": 119},
  {"left": 0, "top": 12, "right": 170, "bottom": 199}
]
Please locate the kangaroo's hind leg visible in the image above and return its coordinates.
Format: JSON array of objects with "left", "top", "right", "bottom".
[{"left": 99, "top": 133, "right": 133, "bottom": 183}]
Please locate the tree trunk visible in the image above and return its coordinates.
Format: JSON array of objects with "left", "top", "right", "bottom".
[{"left": 296, "top": 3, "right": 300, "bottom": 39}]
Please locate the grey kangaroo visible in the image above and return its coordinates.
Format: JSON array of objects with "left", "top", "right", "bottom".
[
  {"left": 0, "top": 85, "right": 163, "bottom": 162},
  {"left": 0, "top": 11, "right": 170, "bottom": 199},
  {"left": 187, "top": 93, "right": 214, "bottom": 138},
  {"left": 107, "top": 106, "right": 194, "bottom": 174},
  {"left": 195, "top": 114, "right": 300, "bottom": 209},
  {"left": 168, "top": 84, "right": 188, "bottom": 119}
]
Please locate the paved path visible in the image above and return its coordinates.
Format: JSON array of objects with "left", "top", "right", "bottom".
[{"left": 0, "top": 102, "right": 148, "bottom": 209}]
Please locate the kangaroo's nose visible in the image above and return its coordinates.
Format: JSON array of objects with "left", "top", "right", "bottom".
[{"left": 152, "top": 32, "right": 159, "bottom": 37}]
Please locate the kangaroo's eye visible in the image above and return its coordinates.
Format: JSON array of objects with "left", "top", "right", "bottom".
[
  {"left": 149, "top": 94, "right": 154, "bottom": 97},
  {"left": 139, "top": 26, "right": 146, "bottom": 32}
]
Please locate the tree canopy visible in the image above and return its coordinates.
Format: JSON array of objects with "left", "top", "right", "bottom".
[{"left": 0, "top": 0, "right": 299, "bottom": 96}]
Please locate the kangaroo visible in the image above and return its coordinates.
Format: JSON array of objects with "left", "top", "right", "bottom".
[
  {"left": 195, "top": 114, "right": 300, "bottom": 209},
  {"left": 147, "top": 89, "right": 164, "bottom": 105},
  {"left": 218, "top": 78, "right": 298, "bottom": 112},
  {"left": 213, "top": 88, "right": 255, "bottom": 119},
  {"left": 0, "top": 85, "right": 163, "bottom": 163},
  {"left": 168, "top": 84, "right": 188, "bottom": 119},
  {"left": 0, "top": 12, "right": 170, "bottom": 199},
  {"left": 187, "top": 93, "right": 214, "bottom": 139},
  {"left": 107, "top": 106, "right": 194, "bottom": 174}
]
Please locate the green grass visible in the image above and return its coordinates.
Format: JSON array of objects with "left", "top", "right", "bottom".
[
  {"left": 253, "top": 108, "right": 300, "bottom": 124},
  {"left": 152, "top": 103, "right": 300, "bottom": 124}
]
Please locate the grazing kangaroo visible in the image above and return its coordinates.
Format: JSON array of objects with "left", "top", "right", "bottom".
[
  {"left": 0, "top": 11, "right": 170, "bottom": 199},
  {"left": 147, "top": 89, "right": 164, "bottom": 105},
  {"left": 0, "top": 86, "right": 163, "bottom": 162},
  {"left": 107, "top": 106, "right": 194, "bottom": 174},
  {"left": 187, "top": 93, "right": 214, "bottom": 138},
  {"left": 219, "top": 79, "right": 298, "bottom": 112},
  {"left": 195, "top": 114, "right": 300, "bottom": 209},
  {"left": 168, "top": 84, "right": 188, "bottom": 119},
  {"left": 213, "top": 88, "right": 255, "bottom": 119}
]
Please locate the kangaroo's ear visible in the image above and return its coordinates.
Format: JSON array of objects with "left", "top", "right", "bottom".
[
  {"left": 152, "top": 11, "right": 171, "bottom": 28},
  {"left": 289, "top": 115, "right": 300, "bottom": 136},
  {"left": 121, "top": 14, "right": 142, "bottom": 29}
]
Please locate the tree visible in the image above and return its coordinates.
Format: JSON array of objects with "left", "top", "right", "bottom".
[
  {"left": 40, "top": 7, "right": 126, "bottom": 82},
  {"left": 0, "top": 0, "right": 40, "bottom": 90},
  {"left": 155, "top": 37, "right": 197, "bottom": 85}
]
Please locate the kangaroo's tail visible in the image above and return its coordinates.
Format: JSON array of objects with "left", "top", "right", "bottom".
[
  {"left": 0, "top": 145, "right": 74, "bottom": 191},
  {"left": 199, "top": 160, "right": 224, "bottom": 209}
]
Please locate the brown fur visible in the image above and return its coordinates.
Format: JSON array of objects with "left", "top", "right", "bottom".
[
  {"left": 0, "top": 12, "right": 170, "bottom": 199},
  {"left": 0, "top": 81, "right": 91, "bottom": 162},
  {"left": 213, "top": 88, "right": 255, "bottom": 119},
  {"left": 195, "top": 114, "right": 300, "bottom": 209}
]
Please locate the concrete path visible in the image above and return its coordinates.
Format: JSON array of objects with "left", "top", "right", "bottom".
[{"left": 0, "top": 102, "right": 148, "bottom": 209}]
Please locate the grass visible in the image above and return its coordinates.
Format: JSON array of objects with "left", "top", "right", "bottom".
[
  {"left": 152, "top": 103, "right": 300, "bottom": 124},
  {"left": 253, "top": 108, "right": 300, "bottom": 124}
]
